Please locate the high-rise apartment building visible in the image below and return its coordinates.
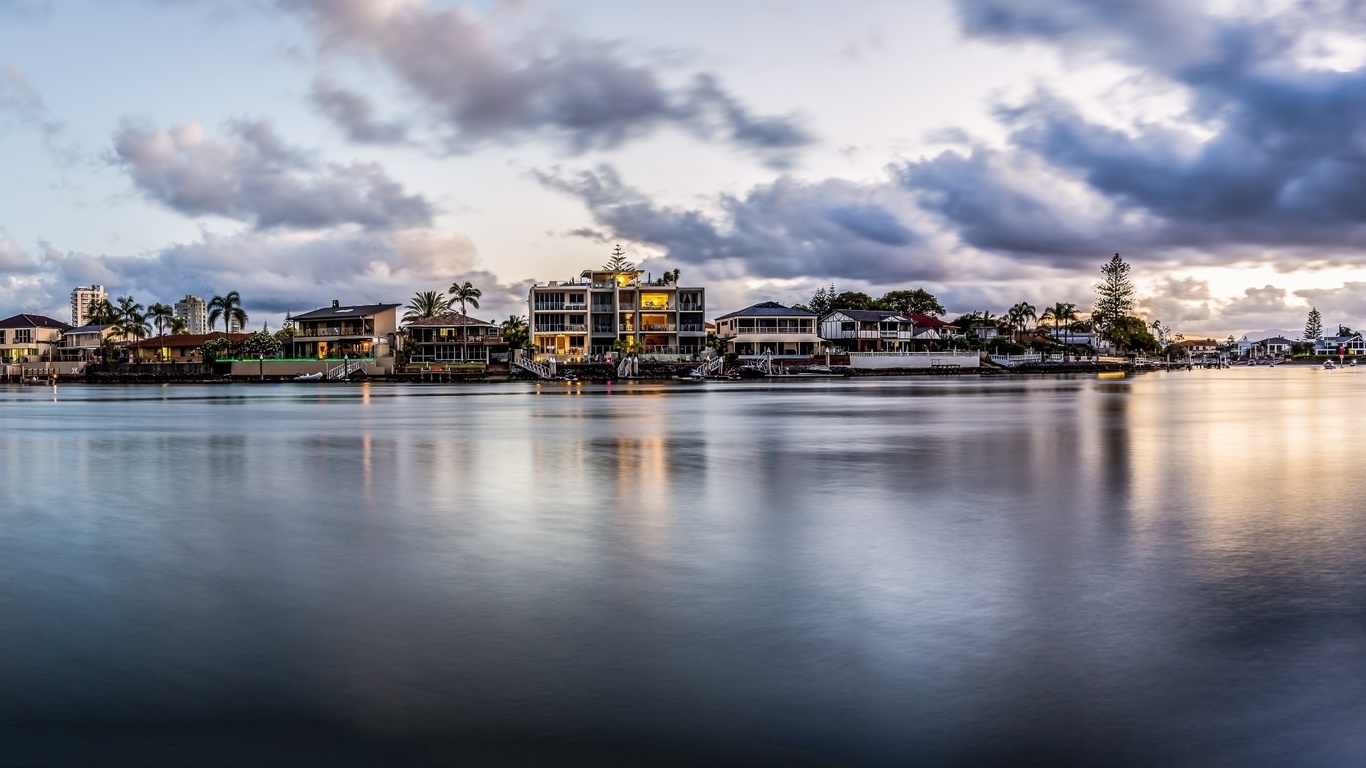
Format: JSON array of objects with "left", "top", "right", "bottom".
[
  {"left": 174, "top": 294, "right": 209, "bottom": 336},
  {"left": 527, "top": 267, "right": 705, "bottom": 361},
  {"left": 70, "top": 284, "right": 107, "bottom": 327}
]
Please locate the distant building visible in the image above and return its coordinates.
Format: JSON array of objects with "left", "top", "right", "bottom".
[
  {"left": 290, "top": 300, "right": 400, "bottom": 359},
  {"left": 70, "top": 284, "right": 107, "bottom": 327},
  {"left": 174, "top": 294, "right": 209, "bottom": 335},
  {"left": 124, "top": 331, "right": 251, "bottom": 362},
  {"left": 715, "top": 302, "right": 820, "bottom": 357},
  {"left": 820, "top": 309, "right": 915, "bottom": 351},
  {"left": 527, "top": 268, "right": 706, "bottom": 361},
  {"left": 56, "top": 324, "right": 117, "bottom": 362},
  {"left": 404, "top": 312, "right": 507, "bottom": 364},
  {"left": 0, "top": 313, "right": 68, "bottom": 362},
  {"left": 1314, "top": 334, "right": 1365, "bottom": 356}
]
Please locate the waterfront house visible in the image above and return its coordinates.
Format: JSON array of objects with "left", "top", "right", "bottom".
[
  {"left": 0, "top": 314, "right": 67, "bottom": 362},
  {"left": 125, "top": 332, "right": 251, "bottom": 362},
  {"left": 528, "top": 268, "right": 705, "bottom": 361},
  {"left": 56, "top": 324, "right": 117, "bottom": 362},
  {"left": 404, "top": 312, "right": 508, "bottom": 364},
  {"left": 291, "top": 301, "right": 400, "bottom": 359},
  {"left": 1315, "top": 334, "right": 1366, "bottom": 356},
  {"left": 1048, "top": 324, "right": 1102, "bottom": 349},
  {"left": 907, "top": 313, "right": 955, "bottom": 344},
  {"left": 1174, "top": 338, "right": 1221, "bottom": 356},
  {"left": 820, "top": 309, "right": 915, "bottom": 351},
  {"left": 714, "top": 302, "right": 820, "bottom": 357}
]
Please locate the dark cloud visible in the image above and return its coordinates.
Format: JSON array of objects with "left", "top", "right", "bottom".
[
  {"left": 1222, "top": 285, "right": 1293, "bottom": 317},
  {"left": 309, "top": 79, "right": 408, "bottom": 144},
  {"left": 112, "top": 120, "right": 433, "bottom": 230},
  {"left": 536, "top": 165, "right": 963, "bottom": 283},
  {"left": 918, "top": 0, "right": 1366, "bottom": 263},
  {"left": 285, "top": 0, "right": 811, "bottom": 163}
]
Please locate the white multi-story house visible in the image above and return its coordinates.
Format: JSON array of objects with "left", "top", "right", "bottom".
[
  {"left": 1315, "top": 334, "right": 1366, "bottom": 356},
  {"left": 820, "top": 309, "right": 915, "bottom": 351},
  {"left": 70, "top": 284, "right": 107, "bottom": 327},
  {"left": 715, "top": 302, "right": 820, "bottom": 357},
  {"left": 174, "top": 294, "right": 209, "bottom": 335},
  {"left": 528, "top": 268, "right": 705, "bottom": 361}
]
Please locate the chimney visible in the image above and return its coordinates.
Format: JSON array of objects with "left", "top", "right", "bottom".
[{"left": 332, "top": 299, "right": 340, "bottom": 308}]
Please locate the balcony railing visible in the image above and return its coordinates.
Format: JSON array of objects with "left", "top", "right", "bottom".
[
  {"left": 533, "top": 325, "right": 587, "bottom": 333},
  {"left": 678, "top": 303, "right": 704, "bottom": 312},
  {"left": 679, "top": 324, "right": 705, "bottom": 332},
  {"left": 640, "top": 324, "right": 676, "bottom": 332},
  {"left": 730, "top": 326, "right": 816, "bottom": 334},
  {"left": 296, "top": 327, "right": 375, "bottom": 338}
]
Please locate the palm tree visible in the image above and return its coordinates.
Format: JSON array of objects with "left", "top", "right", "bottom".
[
  {"left": 114, "top": 296, "right": 150, "bottom": 359},
  {"left": 501, "top": 314, "right": 529, "bottom": 349},
  {"left": 1040, "top": 302, "right": 1079, "bottom": 361},
  {"left": 86, "top": 297, "right": 119, "bottom": 326},
  {"left": 1007, "top": 302, "right": 1037, "bottom": 342},
  {"left": 148, "top": 303, "right": 174, "bottom": 338},
  {"left": 169, "top": 317, "right": 189, "bottom": 335},
  {"left": 448, "top": 281, "right": 482, "bottom": 362},
  {"left": 207, "top": 291, "right": 248, "bottom": 342},
  {"left": 404, "top": 290, "right": 450, "bottom": 323}
]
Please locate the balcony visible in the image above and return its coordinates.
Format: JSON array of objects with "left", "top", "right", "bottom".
[
  {"left": 296, "top": 326, "right": 374, "bottom": 338},
  {"left": 640, "top": 324, "right": 676, "bottom": 332},
  {"left": 679, "top": 324, "right": 705, "bottom": 333},
  {"left": 678, "top": 303, "right": 704, "bottom": 312},
  {"left": 534, "top": 324, "right": 587, "bottom": 333}
]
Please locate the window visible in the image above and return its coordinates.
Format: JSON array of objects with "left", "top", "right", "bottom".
[{"left": 13, "top": 329, "right": 31, "bottom": 344}]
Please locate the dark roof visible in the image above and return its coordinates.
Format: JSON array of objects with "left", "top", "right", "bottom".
[
  {"left": 124, "top": 332, "right": 251, "bottom": 349},
  {"left": 293, "top": 303, "right": 400, "bottom": 321},
  {"left": 715, "top": 301, "right": 814, "bottom": 320},
  {"left": 405, "top": 311, "right": 496, "bottom": 328},
  {"left": 827, "top": 309, "right": 909, "bottom": 323},
  {"left": 0, "top": 313, "right": 67, "bottom": 329},
  {"left": 1263, "top": 337, "right": 1295, "bottom": 345},
  {"left": 65, "top": 324, "right": 115, "bottom": 334},
  {"left": 907, "top": 314, "right": 952, "bottom": 327}
]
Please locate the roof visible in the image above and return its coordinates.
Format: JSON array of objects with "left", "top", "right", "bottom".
[
  {"left": 715, "top": 301, "right": 814, "bottom": 320},
  {"left": 907, "top": 313, "right": 952, "bottom": 328},
  {"left": 292, "top": 303, "right": 400, "bottom": 321},
  {"left": 826, "top": 309, "right": 909, "bottom": 323},
  {"left": 405, "top": 311, "right": 496, "bottom": 328},
  {"left": 124, "top": 332, "right": 252, "bottom": 349},
  {"left": 65, "top": 324, "right": 115, "bottom": 334},
  {"left": 0, "top": 313, "right": 67, "bottom": 329},
  {"left": 1263, "top": 337, "right": 1295, "bottom": 345}
]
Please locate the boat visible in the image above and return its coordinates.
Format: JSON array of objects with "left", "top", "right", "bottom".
[
  {"left": 294, "top": 372, "right": 324, "bottom": 381},
  {"left": 736, "top": 366, "right": 768, "bottom": 379},
  {"left": 1324, "top": 360, "right": 1336, "bottom": 370}
]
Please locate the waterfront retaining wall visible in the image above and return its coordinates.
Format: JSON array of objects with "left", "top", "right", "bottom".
[{"left": 848, "top": 352, "right": 981, "bottom": 369}]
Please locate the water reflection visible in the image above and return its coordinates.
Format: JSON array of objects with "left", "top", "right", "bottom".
[{"left": 3, "top": 372, "right": 1366, "bottom": 765}]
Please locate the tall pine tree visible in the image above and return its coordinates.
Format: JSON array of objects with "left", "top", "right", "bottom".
[
  {"left": 1093, "top": 253, "right": 1135, "bottom": 338},
  {"left": 1305, "top": 307, "right": 1323, "bottom": 340},
  {"left": 603, "top": 244, "right": 634, "bottom": 274}
]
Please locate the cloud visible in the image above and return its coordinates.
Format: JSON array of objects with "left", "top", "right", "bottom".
[
  {"left": 535, "top": 164, "right": 964, "bottom": 283},
  {"left": 1222, "top": 284, "right": 1295, "bottom": 317},
  {"left": 308, "top": 79, "right": 409, "bottom": 144},
  {"left": 1138, "top": 276, "right": 1212, "bottom": 326},
  {"left": 285, "top": 0, "right": 812, "bottom": 163},
  {"left": 112, "top": 120, "right": 433, "bottom": 230},
  {"left": 9, "top": 227, "right": 530, "bottom": 324},
  {"left": 921, "top": 0, "right": 1366, "bottom": 263},
  {"left": 1294, "top": 282, "right": 1366, "bottom": 324}
]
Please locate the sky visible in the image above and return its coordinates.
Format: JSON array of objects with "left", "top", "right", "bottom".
[{"left": 4, "top": 0, "right": 1366, "bottom": 338}]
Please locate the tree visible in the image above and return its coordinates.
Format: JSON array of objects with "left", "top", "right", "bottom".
[
  {"left": 1107, "top": 315, "right": 1160, "bottom": 354},
  {"left": 1305, "top": 307, "right": 1323, "bottom": 340},
  {"left": 239, "top": 331, "right": 282, "bottom": 358},
  {"left": 115, "top": 296, "right": 149, "bottom": 346},
  {"left": 148, "top": 302, "right": 174, "bottom": 339},
  {"left": 1040, "top": 302, "right": 1080, "bottom": 361},
  {"left": 792, "top": 284, "right": 835, "bottom": 316},
  {"left": 876, "top": 288, "right": 945, "bottom": 317},
  {"left": 208, "top": 291, "right": 248, "bottom": 339},
  {"left": 500, "top": 314, "right": 529, "bottom": 349},
  {"left": 1339, "top": 324, "right": 1356, "bottom": 337},
  {"left": 827, "top": 291, "right": 874, "bottom": 311},
  {"left": 1005, "top": 302, "right": 1037, "bottom": 341},
  {"left": 1093, "top": 253, "right": 1135, "bottom": 341},
  {"left": 603, "top": 243, "right": 635, "bottom": 274},
  {"left": 404, "top": 290, "right": 451, "bottom": 323},
  {"left": 448, "top": 281, "right": 483, "bottom": 362},
  {"left": 169, "top": 317, "right": 189, "bottom": 335},
  {"left": 86, "top": 297, "right": 120, "bottom": 326},
  {"left": 199, "top": 337, "right": 231, "bottom": 363}
]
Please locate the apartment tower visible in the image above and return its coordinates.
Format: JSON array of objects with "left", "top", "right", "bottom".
[
  {"left": 70, "top": 284, "right": 107, "bottom": 327},
  {"left": 174, "top": 294, "right": 209, "bottom": 336}
]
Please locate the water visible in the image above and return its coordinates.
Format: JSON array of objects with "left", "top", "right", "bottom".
[{"left": 2, "top": 370, "right": 1366, "bottom": 766}]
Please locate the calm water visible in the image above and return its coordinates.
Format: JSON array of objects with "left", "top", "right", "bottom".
[{"left": 3, "top": 370, "right": 1366, "bottom": 766}]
